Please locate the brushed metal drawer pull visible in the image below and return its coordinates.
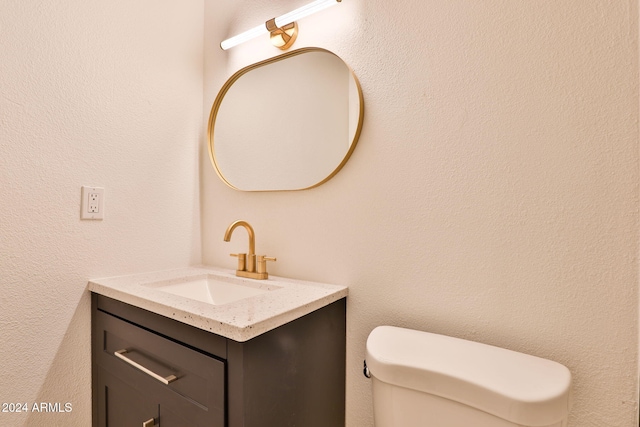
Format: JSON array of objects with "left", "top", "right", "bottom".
[
  {"left": 114, "top": 349, "right": 178, "bottom": 385},
  {"left": 142, "top": 418, "right": 156, "bottom": 427}
]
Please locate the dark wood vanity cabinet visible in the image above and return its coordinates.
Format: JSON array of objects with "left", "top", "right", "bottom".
[{"left": 92, "top": 293, "right": 346, "bottom": 427}]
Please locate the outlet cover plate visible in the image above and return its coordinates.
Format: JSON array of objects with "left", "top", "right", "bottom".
[{"left": 81, "top": 186, "right": 104, "bottom": 220}]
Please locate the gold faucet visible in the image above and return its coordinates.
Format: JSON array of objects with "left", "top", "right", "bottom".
[{"left": 223, "top": 220, "right": 276, "bottom": 280}]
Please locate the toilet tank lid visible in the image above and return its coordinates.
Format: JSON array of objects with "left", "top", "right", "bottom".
[{"left": 366, "top": 326, "right": 572, "bottom": 427}]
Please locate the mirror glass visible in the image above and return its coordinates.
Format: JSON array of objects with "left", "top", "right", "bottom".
[{"left": 208, "top": 48, "right": 364, "bottom": 191}]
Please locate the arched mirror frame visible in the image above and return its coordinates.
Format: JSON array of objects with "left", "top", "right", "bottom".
[{"left": 207, "top": 47, "right": 365, "bottom": 192}]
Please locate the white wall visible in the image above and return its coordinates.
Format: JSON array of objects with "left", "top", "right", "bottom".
[
  {"left": 0, "top": 1, "right": 203, "bottom": 425},
  {"left": 203, "top": 1, "right": 639, "bottom": 426},
  {"left": 1, "top": 1, "right": 636, "bottom": 426}
]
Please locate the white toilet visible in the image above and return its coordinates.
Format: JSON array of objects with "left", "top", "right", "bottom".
[{"left": 366, "top": 326, "right": 572, "bottom": 427}]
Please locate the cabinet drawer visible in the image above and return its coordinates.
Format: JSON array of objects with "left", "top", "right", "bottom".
[{"left": 95, "top": 310, "right": 225, "bottom": 426}]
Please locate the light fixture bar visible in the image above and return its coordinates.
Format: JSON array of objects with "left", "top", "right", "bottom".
[
  {"left": 220, "top": 24, "right": 268, "bottom": 51},
  {"left": 275, "top": 0, "right": 341, "bottom": 27},
  {"left": 220, "top": 0, "right": 341, "bottom": 50}
]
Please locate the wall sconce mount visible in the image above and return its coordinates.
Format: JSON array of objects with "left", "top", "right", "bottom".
[
  {"left": 220, "top": 0, "right": 341, "bottom": 51},
  {"left": 266, "top": 19, "right": 298, "bottom": 50}
]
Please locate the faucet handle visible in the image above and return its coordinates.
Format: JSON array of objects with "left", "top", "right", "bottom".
[
  {"left": 230, "top": 253, "right": 247, "bottom": 272},
  {"left": 256, "top": 255, "right": 276, "bottom": 275}
]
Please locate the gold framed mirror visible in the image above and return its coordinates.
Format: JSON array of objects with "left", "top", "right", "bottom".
[{"left": 207, "top": 48, "right": 364, "bottom": 191}]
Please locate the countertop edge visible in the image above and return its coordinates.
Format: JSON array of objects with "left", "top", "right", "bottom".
[{"left": 87, "top": 267, "right": 348, "bottom": 342}]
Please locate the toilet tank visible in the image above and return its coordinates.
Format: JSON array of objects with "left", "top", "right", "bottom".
[{"left": 366, "top": 326, "right": 572, "bottom": 427}]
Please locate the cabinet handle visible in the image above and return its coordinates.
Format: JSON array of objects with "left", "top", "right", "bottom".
[
  {"left": 142, "top": 419, "right": 156, "bottom": 427},
  {"left": 114, "top": 349, "right": 178, "bottom": 385}
]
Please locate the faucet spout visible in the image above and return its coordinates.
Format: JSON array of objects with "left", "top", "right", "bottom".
[
  {"left": 224, "top": 220, "right": 256, "bottom": 270},
  {"left": 224, "top": 220, "right": 256, "bottom": 255},
  {"left": 223, "top": 220, "right": 275, "bottom": 280}
]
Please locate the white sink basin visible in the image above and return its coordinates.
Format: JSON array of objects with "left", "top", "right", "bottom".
[{"left": 143, "top": 274, "right": 281, "bottom": 306}]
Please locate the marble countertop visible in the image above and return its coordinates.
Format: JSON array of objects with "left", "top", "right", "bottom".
[{"left": 87, "top": 265, "right": 348, "bottom": 342}]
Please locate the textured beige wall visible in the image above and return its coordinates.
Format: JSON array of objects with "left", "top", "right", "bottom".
[
  {"left": 0, "top": 1, "right": 203, "bottom": 425},
  {"left": 203, "top": 1, "right": 639, "bottom": 426}
]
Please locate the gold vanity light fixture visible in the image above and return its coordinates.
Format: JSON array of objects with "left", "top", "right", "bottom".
[{"left": 220, "top": 0, "right": 342, "bottom": 51}]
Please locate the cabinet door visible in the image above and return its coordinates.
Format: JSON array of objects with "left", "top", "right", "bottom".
[
  {"left": 158, "top": 405, "right": 195, "bottom": 427},
  {"left": 97, "top": 367, "right": 159, "bottom": 427}
]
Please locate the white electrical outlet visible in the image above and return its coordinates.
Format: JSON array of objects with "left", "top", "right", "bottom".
[{"left": 81, "top": 186, "right": 104, "bottom": 220}]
